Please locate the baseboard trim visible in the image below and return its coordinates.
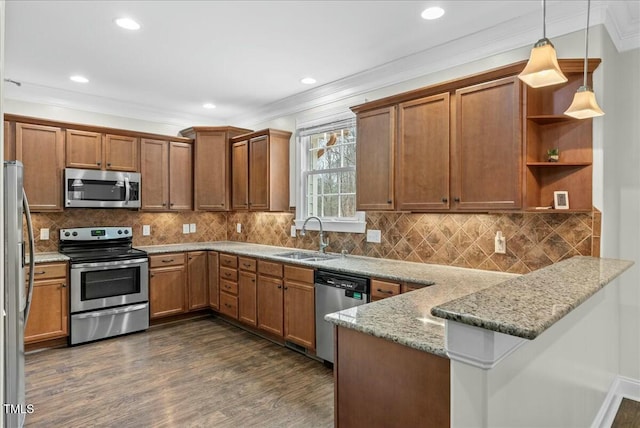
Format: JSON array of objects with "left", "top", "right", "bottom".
[{"left": 592, "top": 375, "right": 640, "bottom": 428}]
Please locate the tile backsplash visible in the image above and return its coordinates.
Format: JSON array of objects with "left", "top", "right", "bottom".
[{"left": 32, "top": 209, "right": 600, "bottom": 275}]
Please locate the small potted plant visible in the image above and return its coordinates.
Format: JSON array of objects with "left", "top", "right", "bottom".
[{"left": 547, "top": 148, "right": 559, "bottom": 162}]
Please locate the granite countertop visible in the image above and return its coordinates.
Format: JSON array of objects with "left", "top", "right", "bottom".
[
  {"left": 30, "top": 252, "right": 69, "bottom": 263},
  {"left": 431, "top": 256, "right": 633, "bottom": 340}
]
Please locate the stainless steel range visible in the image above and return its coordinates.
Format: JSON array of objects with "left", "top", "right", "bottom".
[{"left": 59, "top": 227, "right": 149, "bottom": 345}]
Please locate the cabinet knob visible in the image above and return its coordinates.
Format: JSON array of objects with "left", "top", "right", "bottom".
[
  {"left": 107, "top": 163, "right": 112, "bottom": 167},
  {"left": 441, "top": 197, "right": 448, "bottom": 203},
  {"left": 97, "top": 162, "right": 101, "bottom": 166},
  {"left": 170, "top": 203, "right": 175, "bottom": 207},
  {"left": 277, "top": 285, "right": 282, "bottom": 289},
  {"left": 162, "top": 202, "right": 167, "bottom": 206},
  {"left": 61, "top": 283, "right": 67, "bottom": 288},
  {"left": 387, "top": 200, "right": 392, "bottom": 204},
  {"left": 454, "top": 197, "right": 460, "bottom": 202}
]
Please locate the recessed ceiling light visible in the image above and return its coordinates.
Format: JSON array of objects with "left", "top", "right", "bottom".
[
  {"left": 301, "top": 77, "right": 317, "bottom": 85},
  {"left": 421, "top": 6, "right": 445, "bottom": 20},
  {"left": 203, "top": 103, "right": 216, "bottom": 109},
  {"left": 69, "top": 75, "right": 89, "bottom": 83},
  {"left": 115, "top": 17, "right": 141, "bottom": 30}
]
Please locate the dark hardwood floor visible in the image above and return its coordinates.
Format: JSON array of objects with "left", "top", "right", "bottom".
[
  {"left": 612, "top": 398, "right": 640, "bottom": 428},
  {"left": 24, "top": 317, "right": 334, "bottom": 427}
]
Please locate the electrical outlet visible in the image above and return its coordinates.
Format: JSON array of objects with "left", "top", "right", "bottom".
[
  {"left": 366, "top": 229, "right": 382, "bottom": 243},
  {"left": 142, "top": 225, "right": 151, "bottom": 236},
  {"left": 290, "top": 225, "right": 297, "bottom": 238},
  {"left": 182, "top": 224, "right": 190, "bottom": 234},
  {"left": 39, "top": 228, "right": 49, "bottom": 240},
  {"left": 494, "top": 231, "right": 506, "bottom": 254},
  {"left": 189, "top": 223, "right": 196, "bottom": 233},
  {"left": 236, "top": 223, "right": 242, "bottom": 233}
]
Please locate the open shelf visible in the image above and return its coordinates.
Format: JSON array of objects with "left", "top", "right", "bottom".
[
  {"left": 527, "top": 162, "right": 591, "bottom": 167},
  {"left": 527, "top": 115, "right": 575, "bottom": 125}
]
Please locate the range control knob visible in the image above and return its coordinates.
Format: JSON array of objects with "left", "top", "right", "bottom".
[
  {"left": 72, "top": 231, "right": 78, "bottom": 237},
  {"left": 124, "top": 230, "right": 129, "bottom": 235},
  {"left": 64, "top": 232, "right": 70, "bottom": 237},
  {"left": 118, "top": 230, "right": 123, "bottom": 235}
]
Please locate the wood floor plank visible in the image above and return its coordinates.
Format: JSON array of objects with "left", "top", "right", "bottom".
[
  {"left": 612, "top": 398, "right": 640, "bottom": 428},
  {"left": 24, "top": 317, "right": 334, "bottom": 427}
]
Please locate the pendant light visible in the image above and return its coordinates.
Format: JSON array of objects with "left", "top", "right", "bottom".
[
  {"left": 518, "top": 0, "right": 568, "bottom": 88},
  {"left": 564, "top": 0, "right": 604, "bottom": 119}
]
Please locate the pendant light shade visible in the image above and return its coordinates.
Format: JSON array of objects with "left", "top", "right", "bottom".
[
  {"left": 564, "top": 0, "right": 604, "bottom": 119},
  {"left": 518, "top": 0, "right": 567, "bottom": 88}
]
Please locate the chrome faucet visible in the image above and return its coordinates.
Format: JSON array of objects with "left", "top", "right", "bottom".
[{"left": 301, "top": 216, "right": 329, "bottom": 253}]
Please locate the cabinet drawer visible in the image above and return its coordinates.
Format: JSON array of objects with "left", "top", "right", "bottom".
[
  {"left": 220, "top": 279, "right": 238, "bottom": 295},
  {"left": 219, "top": 292, "right": 238, "bottom": 319},
  {"left": 219, "top": 267, "right": 238, "bottom": 282},
  {"left": 284, "top": 265, "right": 313, "bottom": 284},
  {"left": 149, "top": 253, "right": 185, "bottom": 268},
  {"left": 220, "top": 254, "right": 238, "bottom": 269},
  {"left": 371, "top": 279, "right": 401, "bottom": 300},
  {"left": 258, "top": 260, "right": 283, "bottom": 278},
  {"left": 402, "top": 282, "right": 427, "bottom": 293},
  {"left": 26, "top": 263, "right": 67, "bottom": 281},
  {"left": 238, "top": 257, "right": 257, "bottom": 272}
]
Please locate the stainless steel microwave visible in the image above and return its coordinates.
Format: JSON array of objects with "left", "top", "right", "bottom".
[{"left": 64, "top": 168, "right": 141, "bottom": 208}]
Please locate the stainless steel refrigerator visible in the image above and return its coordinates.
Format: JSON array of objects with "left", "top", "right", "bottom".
[{"left": 3, "top": 161, "right": 35, "bottom": 428}]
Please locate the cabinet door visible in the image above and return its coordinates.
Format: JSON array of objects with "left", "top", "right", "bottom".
[
  {"left": 4, "top": 120, "right": 15, "bottom": 160},
  {"left": 16, "top": 123, "right": 64, "bottom": 211},
  {"left": 169, "top": 142, "right": 193, "bottom": 211},
  {"left": 238, "top": 270, "right": 257, "bottom": 326},
  {"left": 397, "top": 94, "right": 450, "bottom": 211},
  {"left": 24, "top": 278, "right": 68, "bottom": 343},
  {"left": 231, "top": 140, "right": 249, "bottom": 210},
  {"left": 249, "top": 135, "right": 269, "bottom": 211},
  {"left": 257, "top": 275, "right": 284, "bottom": 336},
  {"left": 453, "top": 76, "right": 522, "bottom": 210},
  {"left": 195, "top": 131, "right": 229, "bottom": 211},
  {"left": 208, "top": 251, "right": 220, "bottom": 310},
  {"left": 149, "top": 265, "right": 187, "bottom": 319},
  {"left": 105, "top": 134, "right": 138, "bottom": 172},
  {"left": 356, "top": 106, "right": 396, "bottom": 210},
  {"left": 187, "top": 251, "right": 208, "bottom": 311},
  {"left": 66, "top": 129, "right": 103, "bottom": 169},
  {"left": 284, "top": 280, "right": 315, "bottom": 350},
  {"left": 141, "top": 139, "right": 169, "bottom": 211}
]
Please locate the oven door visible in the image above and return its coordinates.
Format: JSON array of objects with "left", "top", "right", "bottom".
[{"left": 70, "top": 258, "right": 148, "bottom": 313}]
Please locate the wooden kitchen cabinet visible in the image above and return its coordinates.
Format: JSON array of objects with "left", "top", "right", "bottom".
[
  {"left": 66, "top": 130, "right": 139, "bottom": 172},
  {"left": 24, "top": 262, "right": 68, "bottom": 343},
  {"left": 180, "top": 126, "right": 251, "bottom": 211},
  {"left": 149, "top": 253, "right": 188, "bottom": 319},
  {"left": 208, "top": 251, "right": 220, "bottom": 310},
  {"left": 397, "top": 93, "right": 450, "bottom": 211},
  {"left": 238, "top": 258, "right": 258, "bottom": 326},
  {"left": 371, "top": 278, "right": 401, "bottom": 302},
  {"left": 187, "top": 251, "right": 208, "bottom": 311},
  {"left": 230, "top": 128, "right": 292, "bottom": 212},
  {"left": 257, "top": 260, "right": 284, "bottom": 337},
  {"left": 218, "top": 253, "right": 239, "bottom": 320},
  {"left": 15, "top": 122, "right": 65, "bottom": 211},
  {"left": 141, "top": 139, "right": 193, "bottom": 211},
  {"left": 453, "top": 76, "right": 522, "bottom": 210},
  {"left": 356, "top": 106, "right": 396, "bottom": 211},
  {"left": 283, "top": 265, "right": 315, "bottom": 350}
]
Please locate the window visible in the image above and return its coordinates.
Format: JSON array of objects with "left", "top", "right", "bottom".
[{"left": 295, "top": 114, "right": 365, "bottom": 233}]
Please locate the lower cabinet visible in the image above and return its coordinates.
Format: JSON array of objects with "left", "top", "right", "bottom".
[
  {"left": 283, "top": 265, "right": 315, "bottom": 350},
  {"left": 257, "top": 260, "right": 284, "bottom": 336},
  {"left": 187, "top": 251, "right": 208, "bottom": 310},
  {"left": 208, "top": 251, "right": 219, "bottom": 310},
  {"left": 371, "top": 278, "right": 401, "bottom": 302},
  {"left": 238, "top": 257, "right": 257, "bottom": 326},
  {"left": 25, "top": 262, "right": 68, "bottom": 343},
  {"left": 219, "top": 253, "right": 239, "bottom": 319},
  {"left": 149, "top": 253, "right": 187, "bottom": 319}
]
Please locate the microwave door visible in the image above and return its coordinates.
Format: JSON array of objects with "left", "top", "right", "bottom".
[{"left": 124, "top": 177, "right": 130, "bottom": 205}]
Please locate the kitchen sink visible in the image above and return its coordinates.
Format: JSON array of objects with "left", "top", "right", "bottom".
[{"left": 273, "top": 251, "right": 339, "bottom": 262}]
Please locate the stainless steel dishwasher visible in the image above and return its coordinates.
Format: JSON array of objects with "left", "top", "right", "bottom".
[{"left": 315, "top": 269, "right": 370, "bottom": 364}]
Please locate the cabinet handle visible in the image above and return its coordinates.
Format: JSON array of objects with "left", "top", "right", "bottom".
[
  {"left": 61, "top": 283, "right": 67, "bottom": 288},
  {"left": 387, "top": 200, "right": 392, "bottom": 204},
  {"left": 251, "top": 279, "right": 255, "bottom": 283},
  {"left": 170, "top": 203, "right": 175, "bottom": 207},
  {"left": 441, "top": 197, "right": 448, "bottom": 203},
  {"left": 284, "top": 286, "right": 288, "bottom": 290},
  {"left": 377, "top": 288, "right": 394, "bottom": 295},
  {"left": 150, "top": 273, "right": 155, "bottom": 278},
  {"left": 277, "top": 285, "right": 282, "bottom": 289},
  {"left": 97, "top": 162, "right": 101, "bottom": 166},
  {"left": 454, "top": 197, "right": 460, "bottom": 202},
  {"left": 242, "top": 263, "right": 251, "bottom": 268},
  {"left": 162, "top": 202, "right": 167, "bottom": 206},
  {"left": 107, "top": 163, "right": 112, "bottom": 167},
  {"left": 161, "top": 259, "right": 174, "bottom": 263},
  {"left": 33, "top": 271, "right": 46, "bottom": 275}
]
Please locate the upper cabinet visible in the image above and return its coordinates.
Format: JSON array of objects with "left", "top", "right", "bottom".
[
  {"left": 141, "top": 139, "right": 193, "bottom": 211},
  {"left": 352, "top": 60, "right": 599, "bottom": 213},
  {"left": 230, "top": 128, "right": 292, "bottom": 212},
  {"left": 180, "top": 126, "right": 252, "bottom": 211},
  {"left": 15, "top": 123, "right": 65, "bottom": 211},
  {"left": 66, "top": 130, "right": 138, "bottom": 171}
]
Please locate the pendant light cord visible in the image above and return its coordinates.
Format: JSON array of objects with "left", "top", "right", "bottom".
[
  {"left": 583, "top": 0, "right": 591, "bottom": 86},
  {"left": 542, "top": 0, "right": 546, "bottom": 38}
]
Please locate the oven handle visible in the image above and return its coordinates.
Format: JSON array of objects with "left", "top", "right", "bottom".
[
  {"left": 71, "top": 257, "right": 149, "bottom": 269},
  {"left": 124, "top": 176, "right": 130, "bottom": 205},
  {"left": 73, "top": 303, "right": 148, "bottom": 319}
]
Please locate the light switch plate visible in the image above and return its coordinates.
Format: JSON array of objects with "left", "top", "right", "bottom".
[
  {"left": 236, "top": 223, "right": 242, "bottom": 233},
  {"left": 290, "top": 225, "right": 296, "bottom": 238},
  {"left": 366, "top": 229, "right": 382, "bottom": 243},
  {"left": 182, "top": 224, "right": 190, "bottom": 234},
  {"left": 142, "top": 225, "right": 151, "bottom": 236},
  {"left": 189, "top": 223, "right": 196, "bottom": 233},
  {"left": 40, "top": 228, "right": 49, "bottom": 240}
]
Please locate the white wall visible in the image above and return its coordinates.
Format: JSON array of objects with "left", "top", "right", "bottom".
[{"left": 0, "top": 2, "right": 6, "bottom": 425}]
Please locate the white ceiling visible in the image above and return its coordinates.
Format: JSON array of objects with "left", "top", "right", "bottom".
[{"left": 4, "top": 1, "right": 639, "bottom": 128}]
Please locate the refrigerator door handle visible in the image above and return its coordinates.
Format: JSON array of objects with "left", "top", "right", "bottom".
[{"left": 23, "top": 188, "right": 35, "bottom": 323}]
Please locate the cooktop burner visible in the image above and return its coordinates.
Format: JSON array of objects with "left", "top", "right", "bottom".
[{"left": 59, "top": 226, "right": 147, "bottom": 263}]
